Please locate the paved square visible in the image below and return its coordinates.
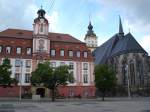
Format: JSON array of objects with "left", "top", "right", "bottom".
[{"left": 0, "top": 98, "right": 150, "bottom": 112}]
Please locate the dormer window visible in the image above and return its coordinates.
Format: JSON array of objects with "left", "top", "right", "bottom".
[
  {"left": 51, "top": 49, "right": 55, "bottom": 56},
  {"left": 6, "top": 46, "right": 11, "bottom": 54},
  {"left": 76, "top": 51, "right": 80, "bottom": 58},
  {"left": 60, "top": 49, "right": 64, "bottom": 56},
  {"left": 27, "top": 48, "right": 31, "bottom": 55},
  {"left": 69, "top": 50, "right": 73, "bottom": 57},
  {"left": 83, "top": 51, "right": 88, "bottom": 58},
  {"left": 16, "top": 47, "right": 21, "bottom": 54}
]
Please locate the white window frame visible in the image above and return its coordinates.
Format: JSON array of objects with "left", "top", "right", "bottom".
[
  {"left": 83, "top": 63, "right": 88, "bottom": 70},
  {"left": 69, "top": 50, "right": 73, "bottom": 57},
  {"left": 60, "top": 49, "right": 64, "bottom": 56},
  {"left": 27, "top": 48, "right": 31, "bottom": 55},
  {"left": 15, "top": 59, "right": 21, "bottom": 67},
  {"left": 51, "top": 49, "right": 56, "bottom": 56},
  {"left": 26, "top": 60, "right": 31, "bottom": 68},
  {"left": 25, "top": 73, "right": 30, "bottom": 83},
  {"left": 50, "top": 62, "right": 56, "bottom": 68},
  {"left": 16, "top": 47, "right": 21, "bottom": 54},
  {"left": 83, "top": 51, "right": 88, "bottom": 58},
  {"left": 76, "top": 51, "right": 80, "bottom": 58},
  {"left": 6, "top": 46, "right": 11, "bottom": 54}
]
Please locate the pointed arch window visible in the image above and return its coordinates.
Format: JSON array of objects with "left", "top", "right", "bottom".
[
  {"left": 136, "top": 60, "right": 144, "bottom": 86},
  {"left": 129, "top": 60, "right": 135, "bottom": 85},
  {"left": 122, "top": 63, "right": 128, "bottom": 86}
]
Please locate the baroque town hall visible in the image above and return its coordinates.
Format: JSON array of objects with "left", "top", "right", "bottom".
[{"left": 0, "top": 8, "right": 95, "bottom": 97}]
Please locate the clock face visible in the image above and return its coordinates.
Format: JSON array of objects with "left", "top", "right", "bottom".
[{"left": 40, "top": 19, "right": 44, "bottom": 22}]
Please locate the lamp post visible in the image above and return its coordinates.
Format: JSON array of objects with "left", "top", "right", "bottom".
[
  {"left": 126, "top": 64, "right": 131, "bottom": 98},
  {"left": 19, "top": 60, "right": 23, "bottom": 101}
]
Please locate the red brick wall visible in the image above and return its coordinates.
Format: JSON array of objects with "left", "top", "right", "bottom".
[
  {"left": 50, "top": 41, "right": 93, "bottom": 62},
  {"left": 57, "top": 86, "right": 95, "bottom": 97},
  {"left": 0, "top": 37, "right": 32, "bottom": 59}
]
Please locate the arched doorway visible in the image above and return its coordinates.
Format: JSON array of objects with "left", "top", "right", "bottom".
[{"left": 36, "top": 88, "right": 45, "bottom": 97}]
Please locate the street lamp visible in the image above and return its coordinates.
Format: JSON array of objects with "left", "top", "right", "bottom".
[
  {"left": 125, "top": 64, "right": 131, "bottom": 98},
  {"left": 19, "top": 60, "right": 23, "bottom": 101}
]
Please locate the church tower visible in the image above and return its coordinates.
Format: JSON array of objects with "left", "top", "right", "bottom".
[
  {"left": 33, "top": 7, "right": 50, "bottom": 60},
  {"left": 84, "top": 21, "right": 97, "bottom": 52}
]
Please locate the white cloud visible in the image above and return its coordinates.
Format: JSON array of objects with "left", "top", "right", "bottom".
[
  {"left": 140, "top": 35, "right": 150, "bottom": 54},
  {"left": 99, "top": 0, "right": 150, "bottom": 34},
  {"left": 46, "top": 11, "right": 59, "bottom": 32},
  {"left": 0, "top": 0, "right": 59, "bottom": 32},
  {"left": 0, "top": 0, "right": 37, "bottom": 30}
]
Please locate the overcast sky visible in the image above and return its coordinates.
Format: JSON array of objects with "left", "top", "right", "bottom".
[{"left": 0, "top": 0, "right": 150, "bottom": 54}]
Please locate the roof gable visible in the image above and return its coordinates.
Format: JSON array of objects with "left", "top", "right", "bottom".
[
  {"left": 111, "top": 33, "right": 147, "bottom": 57},
  {"left": 94, "top": 32, "right": 147, "bottom": 65}
]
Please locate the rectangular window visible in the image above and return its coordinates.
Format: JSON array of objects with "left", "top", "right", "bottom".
[
  {"left": 16, "top": 47, "right": 21, "bottom": 54},
  {"left": 69, "top": 71, "right": 74, "bottom": 83},
  {"left": 50, "top": 62, "right": 56, "bottom": 68},
  {"left": 76, "top": 51, "right": 80, "bottom": 58},
  {"left": 6, "top": 46, "right": 11, "bottom": 54},
  {"left": 60, "top": 62, "right": 65, "bottom": 66},
  {"left": 15, "top": 60, "right": 21, "bottom": 67},
  {"left": 27, "top": 48, "right": 31, "bottom": 55},
  {"left": 83, "top": 51, "right": 88, "bottom": 58},
  {"left": 26, "top": 60, "right": 31, "bottom": 68},
  {"left": 15, "top": 73, "right": 20, "bottom": 82},
  {"left": 25, "top": 73, "right": 30, "bottom": 83},
  {"left": 83, "top": 74, "right": 88, "bottom": 83},
  {"left": 83, "top": 63, "right": 88, "bottom": 70},
  {"left": 0, "top": 46, "right": 2, "bottom": 53},
  {"left": 51, "top": 49, "right": 55, "bottom": 56},
  {"left": 40, "top": 24, "right": 44, "bottom": 32},
  {"left": 69, "top": 62, "right": 74, "bottom": 69},
  {"left": 60, "top": 50, "right": 64, "bottom": 56},
  {"left": 69, "top": 50, "right": 73, "bottom": 57}
]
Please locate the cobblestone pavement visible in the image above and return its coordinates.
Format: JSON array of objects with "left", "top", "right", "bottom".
[{"left": 0, "top": 98, "right": 150, "bottom": 112}]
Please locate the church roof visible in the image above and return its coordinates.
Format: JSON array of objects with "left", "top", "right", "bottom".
[
  {"left": 93, "top": 33, "right": 147, "bottom": 65},
  {"left": 0, "top": 28, "right": 84, "bottom": 44}
]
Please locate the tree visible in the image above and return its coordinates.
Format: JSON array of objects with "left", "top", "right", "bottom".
[
  {"left": 0, "top": 58, "right": 17, "bottom": 87},
  {"left": 94, "top": 64, "right": 117, "bottom": 101},
  {"left": 31, "top": 61, "right": 73, "bottom": 101}
]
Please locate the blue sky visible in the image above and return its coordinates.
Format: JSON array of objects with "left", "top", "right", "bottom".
[{"left": 0, "top": 0, "right": 150, "bottom": 54}]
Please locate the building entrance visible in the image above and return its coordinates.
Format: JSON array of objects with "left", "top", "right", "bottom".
[{"left": 36, "top": 88, "right": 45, "bottom": 97}]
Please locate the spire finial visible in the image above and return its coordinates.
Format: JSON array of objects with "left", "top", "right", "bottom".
[
  {"left": 119, "top": 15, "right": 124, "bottom": 35},
  {"left": 88, "top": 12, "right": 93, "bottom": 30},
  {"left": 41, "top": 5, "right": 43, "bottom": 9}
]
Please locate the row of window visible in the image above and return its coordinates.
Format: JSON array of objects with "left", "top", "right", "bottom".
[
  {"left": 15, "top": 73, "right": 30, "bottom": 83},
  {"left": 0, "top": 46, "right": 32, "bottom": 55},
  {"left": 0, "top": 46, "right": 89, "bottom": 58},
  {"left": 50, "top": 62, "right": 89, "bottom": 84},
  {"left": 50, "top": 62, "right": 88, "bottom": 70},
  {"left": 15, "top": 72, "right": 88, "bottom": 84},
  {"left": 15, "top": 60, "right": 31, "bottom": 68},
  {"left": 50, "top": 49, "right": 88, "bottom": 58}
]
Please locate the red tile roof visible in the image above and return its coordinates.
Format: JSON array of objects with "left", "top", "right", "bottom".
[{"left": 0, "top": 28, "right": 84, "bottom": 43}]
